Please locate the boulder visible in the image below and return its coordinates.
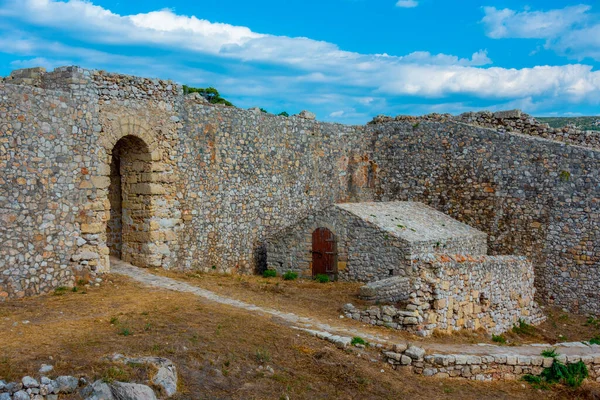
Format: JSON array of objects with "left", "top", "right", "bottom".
[
  {"left": 56, "top": 375, "right": 79, "bottom": 393},
  {"left": 111, "top": 382, "right": 157, "bottom": 400}
]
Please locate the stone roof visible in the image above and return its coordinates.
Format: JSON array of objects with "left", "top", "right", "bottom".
[{"left": 336, "top": 202, "right": 486, "bottom": 244}]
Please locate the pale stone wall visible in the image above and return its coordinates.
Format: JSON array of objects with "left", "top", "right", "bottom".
[
  {"left": 367, "top": 120, "right": 600, "bottom": 314},
  {"left": 1, "top": 66, "right": 600, "bottom": 316},
  {"left": 344, "top": 254, "right": 545, "bottom": 336}
]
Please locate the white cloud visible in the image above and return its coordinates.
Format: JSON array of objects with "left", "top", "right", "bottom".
[
  {"left": 482, "top": 5, "right": 591, "bottom": 39},
  {"left": 0, "top": 0, "right": 599, "bottom": 122},
  {"left": 482, "top": 5, "right": 600, "bottom": 61},
  {"left": 396, "top": 0, "right": 418, "bottom": 8}
]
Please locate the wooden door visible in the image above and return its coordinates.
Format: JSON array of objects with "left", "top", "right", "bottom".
[{"left": 312, "top": 228, "right": 337, "bottom": 278}]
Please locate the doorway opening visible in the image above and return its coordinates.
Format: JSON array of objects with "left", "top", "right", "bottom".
[{"left": 106, "top": 135, "right": 156, "bottom": 267}]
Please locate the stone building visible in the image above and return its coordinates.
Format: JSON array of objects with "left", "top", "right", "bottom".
[
  {"left": 1, "top": 66, "right": 599, "bottom": 317},
  {"left": 267, "top": 201, "right": 543, "bottom": 335},
  {"left": 266, "top": 201, "right": 487, "bottom": 281}
]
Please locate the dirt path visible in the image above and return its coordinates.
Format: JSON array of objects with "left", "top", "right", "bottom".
[{"left": 112, "top": 258, "right": 600, "bottom": 358}]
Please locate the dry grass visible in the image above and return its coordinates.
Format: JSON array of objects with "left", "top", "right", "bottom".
[
  {"left": 2, "top": 274, "right": 594, "bottom": 399},
  {"left": 152, "top": 269, "right": 600, "bottom": 347}
]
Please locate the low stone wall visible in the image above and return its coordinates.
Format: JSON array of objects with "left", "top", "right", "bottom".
[
  {"left": 383, "top": 344, "right": 600, "bottom": 382},
  {"left": 344, "top": 254, "right": 544, "bottom": 336},
  {"left": 358, "top": 276, "right": 411, "bottom": 303}
]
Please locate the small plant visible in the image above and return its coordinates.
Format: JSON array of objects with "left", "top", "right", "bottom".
[
  {"left": 523, "top": 350, "right": 589, "bottom": 389},
  {"left": 512, "top": 319, "right": 535, "bottom": 335},
  {"left": 397, "top": 224, "right": 406, "bottom": 229},
  {"left": 110, "top": 316, "right": 119, "bottom": 325},
  {"left": 589, "top": 336, "right": 600, "bottom": 345},
  {"left": 144, "top": 323, "right": 152, "bottom": 331},
  {"left": 260, "top": 108, "right": 268, "bottom": 113},
  {"left": 412, "top": 122, "right": 420, "bottom": 129},
  {"left": 53, "top": 286, "right": 68, "bottom": 296},
  {"left": 541, "top": 348, "right": 559, "bottom": 358},
  {"left": 71, "top": 286, "right": 78, "bottom": 293},
  {"left": 586, "top": 316, "right": 600, "bottom": 328},
  {"left": 255, "top": 349, "right": 270, "bottom": 363},
  {"left": 278, "top": 111, "right": 289, "bottom": 117},
  {"left": 283, "top": 271, "right": 298, "bottom": 281},
  {"left": 351, "top": 337, "right": 367, "bottom": 346},
  {"left": 559, "top": 170, "right": 571, "bottom": 182},
  {"left": 102, "top": 366, "right": 130, "bottom": 383},
  {"left": 211, "top": 265, "right": 217, "bottom": 270},
  {"left": 315, "top": 274, "right": 330, "bottom": 283},
  {"left": 263, "top": 269, "right": 277, "bottom": 278},
  {"left": 492, "top": 334, "right": 506, "bottom": 344},
  {"left": 119, "top": 327, "right": 132, "bottom": 336}
]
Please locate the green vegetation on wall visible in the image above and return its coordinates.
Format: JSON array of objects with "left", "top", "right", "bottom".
[{"left": 183, "top": 85, "right": 234, "bottom": 107}]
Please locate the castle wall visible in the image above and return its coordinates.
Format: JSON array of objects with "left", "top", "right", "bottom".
[
  {"left": 368, "top": 121, "right": 600, "bottom": 314},
  {"left": 0, "top": 67, "right": 377, "bottom": 298},
  {"left": 344, "top": 254, "right": 545, "bottom": 336},
  {"left": 0, "top": 83, "right": 98, "bottom": 298},
  {"left": 176, "top": 102, "right": 368, "bottom": 274},
  {"left": 2, "top": 66, "right": 600, "bottom": 315}
]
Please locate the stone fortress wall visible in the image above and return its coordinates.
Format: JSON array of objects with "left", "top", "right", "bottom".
[{"left": 1, "top": 66, "right": 599, "bottom": 316}]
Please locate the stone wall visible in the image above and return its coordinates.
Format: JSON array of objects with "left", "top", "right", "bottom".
[
  {"left": 0, "top": 83, "right": 97, "bottom": 299},
  {"left": 358, "top": 276, "right": 411, "bottom": 303},
  {"left": 344, "top": 254, "right": 545, "bottom": 336},
  {"left": 382, "top": 343, "right": 600, "bottom": 382},
  {"left": 366, "top": 120, "right": 600, "bottom": 314},
  {"left": 0, "top": 67, "right": 377, "bottom": 298},
  {"left": 1, "top": 66, "right": 600, "bottom": 315}
]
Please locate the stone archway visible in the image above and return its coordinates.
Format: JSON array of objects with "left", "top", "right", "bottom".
[
  {"left": 94, "top": 116, "right": 181, "bottom": 271},
  {"left": 107, "top": 135, "right": 162, "bottom": 267}
]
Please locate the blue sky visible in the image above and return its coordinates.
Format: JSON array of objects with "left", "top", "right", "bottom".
[{"left": 0, "top": 0, "right": 598, "bottom": 124}]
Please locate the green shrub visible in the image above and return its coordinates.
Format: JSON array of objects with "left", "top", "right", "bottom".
[
  {"left": 182, "top": 85, "right": 234, "bottom": 106},
  {"left": 53, "top": 286, "right": 68, "bottom": 296},
  {"left": 586, "top": 316, "right": 600, "bottom": 328},
  {"left": 541, "top": 348, "right": 559, "bottom": 358},
  {"left": 255, "top": 348, "right": 270, "bottom": 363},
  {"left": 278, "top": 111, "right": 289, "bottom": 117},
  {"left": 283, "top": 271, "right": 298, "bottom": 281},
  {"left": 589, "top": 336, "right": 600, "bottom": 345},
  {"left": 523, "top": 350, "right": 588, "bottom": 389},
  {"left": 315, "top": 274, "right": 330, "bottom": 283},
  {"left": 262, "top": 269, "right": 277, "bottom": 278},
  {"left": 118, "top": 327, "right": 132, "bottom": 336},
  {"left": 492, "top": 334, "right": 506, "bottom": 344},
  {"left": 512, "top": 319, "right": 535, "bottom": 335},
  {"left": 260, "top": 108, "right": 268, "bottom": 113},
  {"left": 351, "top": 337, "right": 367, "bottom": 346}
]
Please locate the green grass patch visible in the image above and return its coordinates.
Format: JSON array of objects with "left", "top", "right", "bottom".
[
  {"left": 512, "top": 319, "right": 535, "bottom": 336},
  {"left": 351, "top": 337, "right": 367, "bottom": 346},
  {"left": 283, "top": 271, "right": 298, "bottom": 281},
  {"left": 589, "top": 336, "right": 600, "bottom": 345},
  {"left": 491, "top": 334, "right": 506, "bottom": 344},
  {"left": 523, "top": 350, "right": 588, "bottom": 389},
  {"left": 53, "top": 286, "right": 69, "bottom": 296},
  {"left": 314, "top": 274, "right": 330, "bottom": 283},
  {"left": 541, "top": 348, "right": 559, "bottom": 358},
  {"left": 262, "top": 269, "right": 277, "bottom": 278}
]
